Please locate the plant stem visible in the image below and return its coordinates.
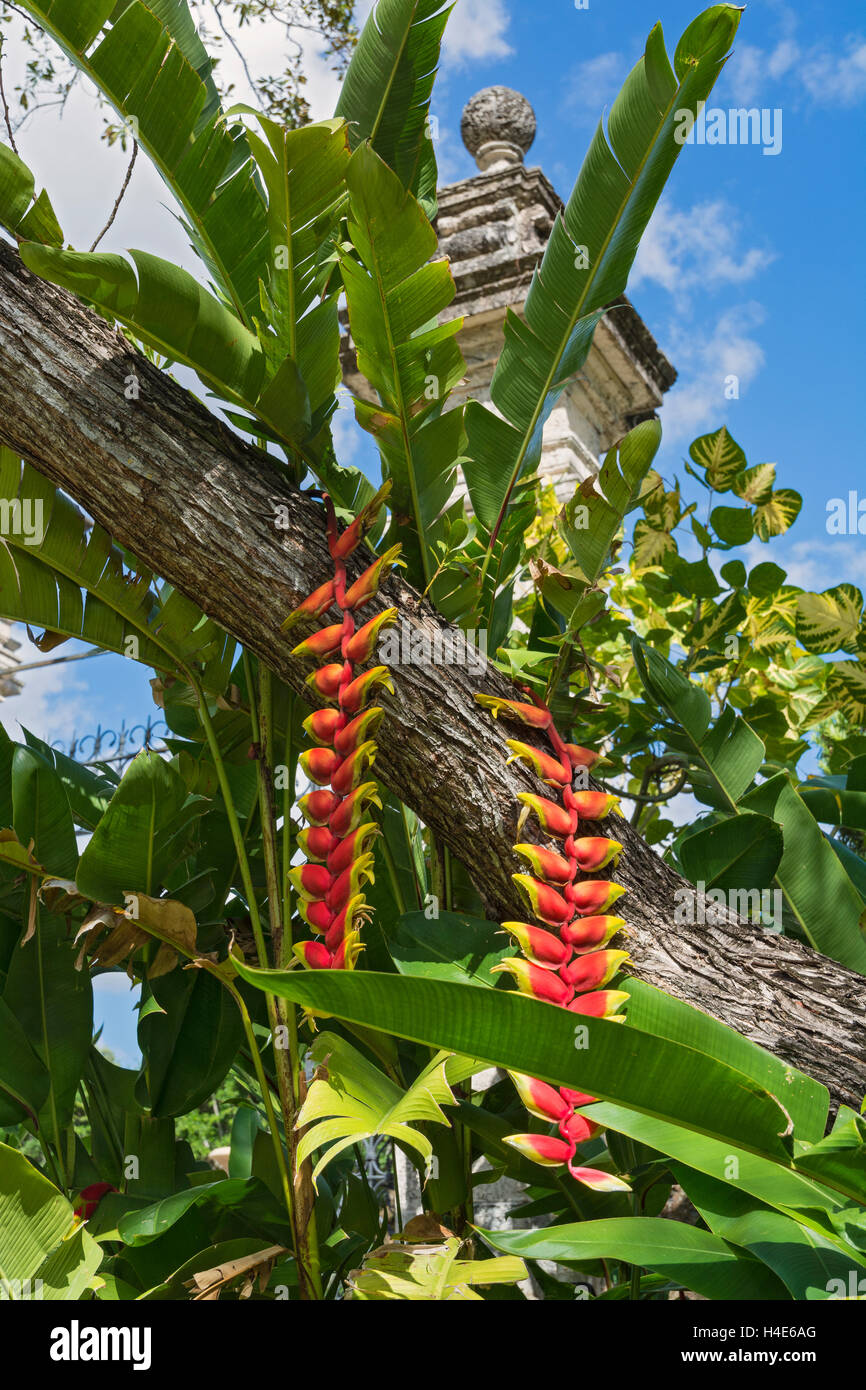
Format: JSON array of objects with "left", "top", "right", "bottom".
[{"left": 251, "top": 657, "right": 322, "bottom": 1301}]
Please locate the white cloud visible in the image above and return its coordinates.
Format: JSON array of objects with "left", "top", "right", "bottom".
[
  {"left": 0, "top": 630, "right": 94, "bottom": 748},
  {"left": 725, "top": 33, "right": 866, "bottom": 109},
  {"left": 441, "top": 0, "right": 513, "bottom": 67},
  {"left": 563, "top": 52, "right": 625, "bottom": 123},
  {"left": 656, "top": 303, "right": 766, "bottom": 445},
  {"left": 633, "top": 197, "right": 775, "bottom": 309},
  {"left": 762, "top": 538, "right": 866, "bottom": 592},
  {"left": 801, "top": 37, "right": 866, "bottom": 107}
]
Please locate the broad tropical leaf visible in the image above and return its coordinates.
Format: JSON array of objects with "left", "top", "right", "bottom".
[
  {"left": 795, "top": 585, "right": 863, "bottom": 655},
  {"left": 0, "top": 142, "right": 63, "bottom": 245},
  {"left": 478, "top": 1218, "right": 789, "bottom": 1300},
  {"left": 544, "top": 420, "right": 663, "bottom": 622},
  {"left": 672, "top": 1167, "right": 864, "bottom": 1299},
  {"left": 347, "top": 1221, "right": 526, "bottom": 1300},
  {"left": 678, "top": 812, "right": 783, "bottom": 892},
  {"left": 240, "top": 116, "right": 350, "bottom": 436},
  {"left": 296, "top": 1031, "right": 456, "bottom": 1182},
  {"left": 462, "top": 6, "right": 743, "bottom": 535},
  {"left": 341, "top": 143, "right": 464, "bottom": 585},
  {"left": 231, "top": 964, "right": 797, "bottom": 1164},
  {"left": 18, "top": 0, "right": 269, "bottom": 324},
  {"left": 335, "top": 0, "right": 452, "bottom": 216},
  {"left": 0, "top": 1143, "right": 102, "bottom": 1299},
  {"left": 0, "top": 450, "right": 235, "bottom": 690},
  {"left": 75, "top": 751, "right": 191, "bottom": 904},
  {"left": 739, "top": 773, "right": 866, "bottom": 974}
]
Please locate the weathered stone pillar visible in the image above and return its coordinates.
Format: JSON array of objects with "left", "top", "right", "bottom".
[{"left": 438, "top": 86, "right": 677, "bottom": 498}]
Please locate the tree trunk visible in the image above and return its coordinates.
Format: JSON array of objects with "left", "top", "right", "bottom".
[{"left": 0, "top": 241, "right": 862, "bottom": 1111}]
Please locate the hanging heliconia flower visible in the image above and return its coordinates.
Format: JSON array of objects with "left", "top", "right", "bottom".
[
  {"left": 285, "top": 487, "right": 400, "bottom": 971},
  {"left": 477, "top": 689, "right": 632, "bottom": 1193}
]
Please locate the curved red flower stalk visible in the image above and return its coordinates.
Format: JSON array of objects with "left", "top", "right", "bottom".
[
  {"left": 286, "top": 490, "right": 400, "bottom": 971},
  {"left": 477, "top": 690, "right": 631, "bottom": 1192}
]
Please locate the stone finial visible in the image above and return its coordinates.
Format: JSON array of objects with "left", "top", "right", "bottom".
[{"left": 460, "top": 86, "right": 536, "bottom": 174}]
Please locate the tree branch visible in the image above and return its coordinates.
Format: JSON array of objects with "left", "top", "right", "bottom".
[{"left": 0, "top": 239, "right": 862, "bottom": 1111}]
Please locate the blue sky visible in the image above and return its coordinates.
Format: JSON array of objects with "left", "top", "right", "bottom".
[{"left": 2, "top": 0, "right": 864, "bottom": 1058}]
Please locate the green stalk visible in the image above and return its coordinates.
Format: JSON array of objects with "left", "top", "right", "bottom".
[
  {"left": 193, "top": 662, "right": 322, "bottom": 1297},
  {"left": 251, "top": 657, "right": 322, "bottom": 1301}
]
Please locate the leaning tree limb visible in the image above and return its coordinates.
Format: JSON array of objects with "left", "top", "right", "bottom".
[{"left": 0, "top": 240, "right": 863, "bottom": 1110}]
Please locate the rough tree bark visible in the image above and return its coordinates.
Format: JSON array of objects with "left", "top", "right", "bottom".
[{"left": 0, "top": 240, "right": 863, "bottom": 1110}]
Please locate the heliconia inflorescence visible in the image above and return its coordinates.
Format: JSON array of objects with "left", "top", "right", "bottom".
[
  {"left": 285, "top": 487, "right": 400, "bottom": 972},
  {"left": 477, "top": 689, "right": 632, "bottom": 1193}
]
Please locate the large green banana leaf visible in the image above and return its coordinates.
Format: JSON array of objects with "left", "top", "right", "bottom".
[
  {"left": 240, "top": 115, "right": 350, "bottom": 433},
  {"left": 463, "top": 5, "right": 743, "bottom": 537},
  {"left": 0, "top": 450, "right": 235, "bottom": 690},
  {"left": 478, "top": 1218, "right": 789, "bottom": 1301},
  {"left": 17, "top": 0, "right": 268, "bottom": 323},
  {"left": 18, "top": 242, "right": 273, "bottom": 417},
  {"left": 0, "top": 1143, "right": 103, "bottom": 1299},
  {"left": 230, "top": 964, "right": 797, "bottom": 1165},
  {"left": 0, "top": 142, "right": 63, "bottom": 245},
  {"left": 335, "top": 0, "right": 452, "bottom": 217},
  {"left": 671, "top": 1166, "right": 865, "bottom": 1299},
  {"left": 341, "top": 143, "right": 464, "bottom": 586}
]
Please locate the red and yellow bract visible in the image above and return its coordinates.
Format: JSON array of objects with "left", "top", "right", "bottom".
[
  {"left": 477, "top": 691, "right": 632, "bottom": 1193},
  {"left": 285, "top": 489, "right": 398, "bottom": 971}
]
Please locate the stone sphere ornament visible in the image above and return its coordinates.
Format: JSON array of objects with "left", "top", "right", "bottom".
[{"left": 460, "top": 86, "right": 537, "bottom": 173}]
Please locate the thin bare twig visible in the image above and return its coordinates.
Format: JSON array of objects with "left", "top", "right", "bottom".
[
  {"left": 89, "top": 140, "right": 138, "bottom": 252},
  {"left": 0, "top": 34, "right": 18, "bottom": 154}
]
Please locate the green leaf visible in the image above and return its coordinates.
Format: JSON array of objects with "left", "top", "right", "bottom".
[
  {"left": 18, "top": 243, "right": 279, "bottom": 428},
  {"left": 748, "top": 562, "right": 786, "bottom": 597},
  {"left": 76, "top": 751, "right": 189, "bottom": 904},
  {"left": 240, "top": 116, "right": 350, "bottom": 424},
  {"left": 624, "top": 980, "right": 829, "bottom": 1142},
  {"left": 296, "top": 1031, "right": 455, "bottom": 1182},
  {"left": 19, "top": 0, "right": 269, "bottom": 323},
  {"left": 463, "top": 8, "right": 742, "bottom": 534},
  {"left": 678, "top": 813, "right": 783, "bottom": 892},
  {"left": 11, "top": 745, "right": 78, "bottom": 879},
  {"left": 478, "top": 1218, "right": 788, "bottom": 1300},
  {"left": 0, "top": 450, "right": 235, "bottom": 690},
  {"left": 740, "top": 773, "right": 866, "bottom": 974},
  {"left": 383, "top": 909, "right": 514, "bottom": 986},
  {"left": 0, "top": 1143, "right": 102, "bottom": 1300},
  {"left": 347, "top": 1230, "right": 526, "bottom": 1300},
  {"left": 334, "top": 0, "right": 452, "bottom": 217},
  {"left": 631, "top": 636, "right": 764, "bottom": 808},
  {"left": 136, "top": 967, "right": 242, "bottom": 1119},
  {"left": 711, "top": 505, "right": 753, "bottom": 545},
  {"left": 559, "top": 419, "right": 661, "bottom": 590},
  {"left": 0, "top": 142, "right": 63, "bottom": 245},
  {"left": 2, "top": 914, "right": 93, "bottom": 1143},
  {"left": 592, "top": 1106, "right": 839, "bottom": 1215},
  {"left": 341, "top": 143, "right": 464, "bottom": 586},
  {"left": 0, "top": 998, "right": 50, "bottom": 1127},
  {"left": 753, "top": 489, "right": 802, "bottom": 541},
  {"left": 230, "top": 965, "right": 797, "bottom": 1164},
  {"left": 672, "top": 1169, "right": 863, "bottom": 1299},
  {"left": 795, "top": 585, "right": 863, "bottom": 655},
  {"left": 794, "top": 1114, "right": 866, "bottom": 1207}
]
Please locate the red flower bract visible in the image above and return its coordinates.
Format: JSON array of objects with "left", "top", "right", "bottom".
[
  {"left": 287, "top": 491, "right": 399, "bottom": 972},
  {"left": 479, "top": 690, "right": 632, "bottom": 1193}
]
